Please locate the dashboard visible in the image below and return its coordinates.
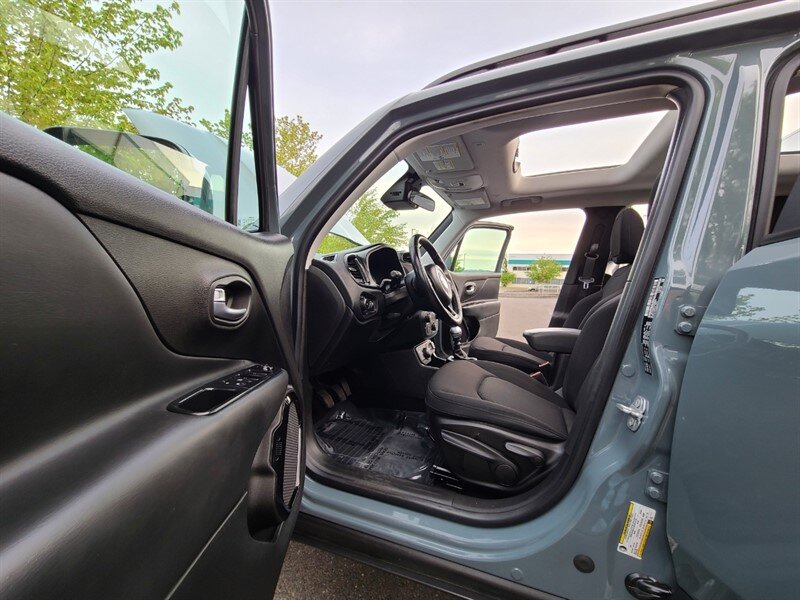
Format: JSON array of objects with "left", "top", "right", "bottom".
[{"left": 307, "top": 244, "right": 437, "bottom": 374}]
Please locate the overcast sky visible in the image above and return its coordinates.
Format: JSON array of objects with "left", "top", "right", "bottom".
[{"left": 269, "top": 0, "right": 704, "bottom": 155}]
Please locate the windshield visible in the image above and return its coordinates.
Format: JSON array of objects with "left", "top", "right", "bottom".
[{"left": 318, "top": 161, "right": 452, "bottom": 254}]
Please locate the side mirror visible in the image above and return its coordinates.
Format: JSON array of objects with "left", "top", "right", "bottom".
[{"left": 381, "top": 171, "right": 435, "bottom": 211}]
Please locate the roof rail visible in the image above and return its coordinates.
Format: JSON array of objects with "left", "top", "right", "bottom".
[{"left": 425, "top": 0, "right": 776, "bottom": 88}]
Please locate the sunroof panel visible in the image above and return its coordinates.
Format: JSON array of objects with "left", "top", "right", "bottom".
[{"left": 518, "top": 110, "right": 669, "bottom": 177}]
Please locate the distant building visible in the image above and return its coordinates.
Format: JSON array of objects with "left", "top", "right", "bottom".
[{"left": 506, "top": 253, "right": 572, "bottom": 285}]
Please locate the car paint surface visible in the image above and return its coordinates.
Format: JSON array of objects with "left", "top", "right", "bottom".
[{"left": 668, "top": 237, "right": 800, "bottom": 600}]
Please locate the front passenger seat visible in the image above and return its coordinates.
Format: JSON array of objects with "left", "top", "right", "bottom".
[{"left": 467, "top": 207, "right": 644, "bottom": 373}]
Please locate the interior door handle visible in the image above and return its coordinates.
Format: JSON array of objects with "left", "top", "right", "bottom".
[
  {"left": 213, "top": 295, "right": 247, "bottom": 321},
  {"left": 211, "top": 277, "right": 251, "bottom": 326},
  {"left": 464, "top": 282, "right": 477, "bottom": 296}
]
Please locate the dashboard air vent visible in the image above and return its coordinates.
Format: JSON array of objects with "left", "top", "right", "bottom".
[{"left": 346, "top": 255, "right": 367, "bottom": 284}]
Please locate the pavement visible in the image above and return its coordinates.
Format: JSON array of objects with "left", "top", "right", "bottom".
[
  {"left": 275, "top": 294, "right": 557, "bottom": 599},
  {"left": 274, "top": 542, "right": 458, "bottom": 600}
]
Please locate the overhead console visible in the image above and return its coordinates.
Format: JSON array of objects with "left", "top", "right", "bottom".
[{"left": 405, "top": 136, "right": 491, "bottom": 209}]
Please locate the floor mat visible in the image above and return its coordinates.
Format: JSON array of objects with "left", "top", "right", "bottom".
[{"left": 315, "top": 401, "right": 440, "bottom": 484}]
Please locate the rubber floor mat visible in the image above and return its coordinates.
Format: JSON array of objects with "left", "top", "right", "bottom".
[{"left": 315, "top": 401, "right": 439, "bottom": 483}]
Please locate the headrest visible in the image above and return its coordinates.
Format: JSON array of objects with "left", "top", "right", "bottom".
[{"left": 610, "top": 207, "right": 645, "bottom": 264}]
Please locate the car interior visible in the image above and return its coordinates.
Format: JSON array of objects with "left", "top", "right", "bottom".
[{"left": 303, "top": 80, "right": 800, "bottom": 508}]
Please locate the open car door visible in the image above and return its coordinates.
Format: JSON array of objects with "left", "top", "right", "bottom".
[
  {"left": 0, "top": 1, "right": 303, "bottom": 598},
  {"left": 666, "top": 179, "right": 800, "bottom": 599},
  {"left": 447, "top": 222, "right": 513, "bottom": 341}
]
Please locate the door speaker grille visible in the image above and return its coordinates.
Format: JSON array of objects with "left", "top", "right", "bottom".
[{"left": 281, "top": 397, "right": 301, "bottom": 510}]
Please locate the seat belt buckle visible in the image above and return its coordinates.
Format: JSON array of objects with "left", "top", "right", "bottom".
[{"left": 579, "top": 276, "right": 595, "bottom": 290}]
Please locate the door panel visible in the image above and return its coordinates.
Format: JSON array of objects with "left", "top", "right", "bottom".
[
  {"left": 83, "top": 217, "right": 283, "bottom": 361},
  {"left": 667, "top": 238, "right": 800, "bottom": 600},
  {"left": 0, "top": 113, "right": 301, "bottom": 597},
  {"left": 450, "top": 272, "right": 502, "bottom": 339}
]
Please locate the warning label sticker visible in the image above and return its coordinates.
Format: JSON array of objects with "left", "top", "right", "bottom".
[
  {"left": 618, "top": 501, "right": 656, "bottom": 559},
  {"left": 418, "top": 143, "right": 461, "bottom": 162},
  {"left": 641, "top": 277, "right": 665, "bottom": 375}
]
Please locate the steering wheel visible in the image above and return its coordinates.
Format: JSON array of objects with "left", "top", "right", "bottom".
[{"left": 408, "top": 234, "right": 463, "bottom": 326}]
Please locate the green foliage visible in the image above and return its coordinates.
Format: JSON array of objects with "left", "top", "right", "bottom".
[
  {"left": 500, "top": 257, "right": 515, "bottom": 286},
  {"left": 451, "top": 254, "right": 465, "bottom": 272},
  {"left": 317, "top": 233, "right": 357, "bottom": 254},
  {"left": 275, "top": 115, "right": 322, "bottom": 177},
  {"left": 318, "top": 190, "right": 408, "bottom": 253},
  {"left": 200, "top": 109, "right": 253, "bottom": 150},
  {"left": 202, "top": 111, "right": 322, "bottom": 179},
  {"left": 0, "top": 0, "right": 194, "bottom": 130},
  {"left": 527, "top": 256, "right": 562, "bottom": 284}
]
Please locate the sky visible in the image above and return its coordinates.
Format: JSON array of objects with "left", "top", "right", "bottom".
[
  {"left": 149, "top": 0, "right": 707, "bottom": 253},
  {"left": 268, "top": 0, "right": 705, "bottom": 155}
]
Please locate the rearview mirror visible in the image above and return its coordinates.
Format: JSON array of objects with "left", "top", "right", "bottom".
[
  {"left": 407, "top": 191, "right": 435, "bottom": 211},
  {"left": 381, "top": 171, "right": 435, "bottom": 211}
]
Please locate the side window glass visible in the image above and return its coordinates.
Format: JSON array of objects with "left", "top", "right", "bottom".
[
  {"left": 1, "top": 0, "right": 247, "bottom": 223},
  {"left": 484, "top": 208, "right": 586, "bottom": 288},
  {"left": 769, "top": 78, "right": 800, "bottom": 239},
  {"left": 451, "top": 227, "right": 509, "bottom": 272},
  {"left": 233, "top": 97, "right": 259, "bottom": 231}
]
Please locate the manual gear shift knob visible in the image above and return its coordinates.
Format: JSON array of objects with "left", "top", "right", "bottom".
[{"left": 449, "top": 326, "right": 467, "bottom": 360}]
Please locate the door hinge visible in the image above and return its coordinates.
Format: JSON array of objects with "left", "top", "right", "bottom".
[
  {"left": 615, "top": 396, "right": 647, "bottom": 431},
  {"left": 675, "top": 304, "right": 705, "bottom": 336}
]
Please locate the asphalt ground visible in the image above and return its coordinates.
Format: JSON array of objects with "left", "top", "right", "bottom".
[{"left": 275, "top": 295, "right": 558, "bottom": 599}]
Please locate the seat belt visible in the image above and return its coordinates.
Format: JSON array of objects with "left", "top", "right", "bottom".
[{"left": 578, "top": 242, "right": 600, "bottom": 291}]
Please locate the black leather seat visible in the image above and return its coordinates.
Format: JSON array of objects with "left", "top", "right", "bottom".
[
  {"left": 467, "top": 207, "right": 644, "bottom": 372},
  {"left": 426, "top": 279, "right": 623, "bottom": 493}
]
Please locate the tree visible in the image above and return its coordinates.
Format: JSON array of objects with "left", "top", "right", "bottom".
[
  {"left": 527, "top": 256, "right": 562, "bottom": 285},
  {"left": 0, "top": 0, "right": 194, "bottom": 131},
  {"left": 200, "top": 109, "right": 253, "bottom": 150},
  {"left": 275, "top": 115, "right": 322, "bottom": 177},
  {"left": 201, "top": 112, "right": 322, "bottom": 180},
  {"left": 317, "top": 190, "right": 407, "bottom": 254},
  {"left": 500, "top": 258, "right": 515, "bottom": 287}
]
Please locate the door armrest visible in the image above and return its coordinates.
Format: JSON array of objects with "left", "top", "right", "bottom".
[{"left": 523, "top": 328, "right": 581, "bottom": 354}]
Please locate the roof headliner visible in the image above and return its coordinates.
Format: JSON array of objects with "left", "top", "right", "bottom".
[{"left": 399, "top": 85, "right": 679, "bottom": 217}]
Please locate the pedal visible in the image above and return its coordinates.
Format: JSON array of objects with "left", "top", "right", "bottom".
[
  {"left": 315, "top": 388, "right": 335, "bottom": 409},
  {"left": 326, "top": 383, "right": 345, "bottom": 403}
]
